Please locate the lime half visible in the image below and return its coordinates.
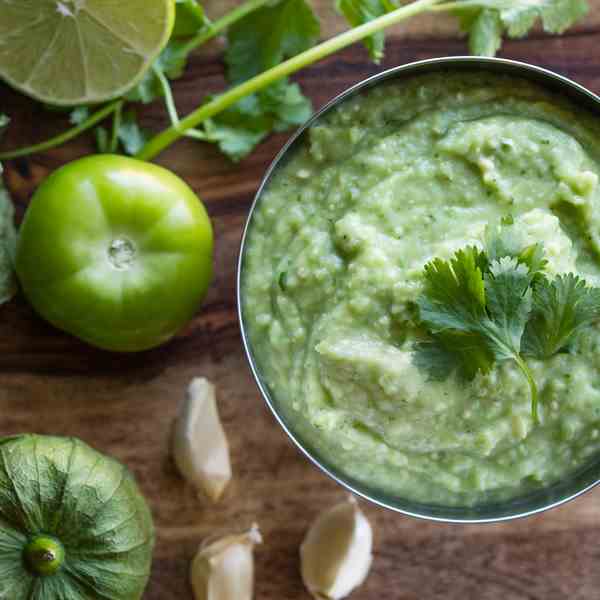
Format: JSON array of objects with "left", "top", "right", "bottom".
[{"left": 0, "top": 0, "right": 174, "bottom": 106}]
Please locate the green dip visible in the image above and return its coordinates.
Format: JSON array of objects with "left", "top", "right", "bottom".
[{"left": 242, "top": 71, "right": 600, "bottom": 505}]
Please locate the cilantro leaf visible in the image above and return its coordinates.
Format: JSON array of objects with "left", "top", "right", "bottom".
[
  {"left": 415, "top": 247, "right": 503, "bottom": 381},
  {"left": 126, "top": 39, "right": 193, "bottom": 104},
  {"left": 117, "top": 110, "right": 150, "bottom": 156},
  {"left": 416, "top": 247, "right": 538, "bottom": 420},
  {"left": 454, "top": 0, "right": 588, "bottom": 56},
  {"left": 173, "top": 0, "right": 209, "bottom": 38},
  {"left": 482, "top": 257, "right": 532, "bottom": 361},
  {"left": 199, "top": 75, "right": 316, "bottom": 161},
  {"left": 94, "top": 126, "right": 110, "bottom": 153},
  {"left": 263, "top": 79, "right": 313, "bottom": 132},
  {"left": 209, "top": 0, "right": 319, "bottom": 160},
  {"left": 417, "top": 246, "right": 489, "bottom": 334},
  {"left": 202, "top": 96, "right": 273, "bottom": 162},
  {"left": 335, "top": 0, "right": 389, "bottom": 62},
  {"left": 414, "top": 332, "right": 495, "bottom": 381},
  {"left": 415, "top": 228, "right": 600, "bottom": 424},
  {"left": 69, "top": 106, "right": 90, "bottom": 125},
  {"left": 467, "top": 8, "right": 503, "bottom": 56},
  {"left": 225, "top": 0, "right": 320, "bottom": 83},
  {"left": 94, "top": 110, "right": 148, "bottom": 155},
  {"left": 485, "top": 218, "right": 547, "bottom": 276},
  {"left": 0, "top": 164, "right": 17, "bottom": 304},
  {"left": 418, "top": 253, "right": 532, "bottom": 367},
  {"left": 522, "top": 273, "right": 600, "bottom": 359}
]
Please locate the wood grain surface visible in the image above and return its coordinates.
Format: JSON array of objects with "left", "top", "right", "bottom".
[{"left": 2, "top": 2, "right": 600, "bottom": 598}]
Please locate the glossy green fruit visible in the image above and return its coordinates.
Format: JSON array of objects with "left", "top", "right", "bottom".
[
  {"left": 0, "top": 434, "right": 155, "bottom": 599},
  {"left": 15, "top": 155, "right": 213, "bottom": 352}
]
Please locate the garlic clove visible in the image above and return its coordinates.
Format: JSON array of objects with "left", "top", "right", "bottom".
[
  {"left": 172, "top": 377, "right": 232, "bottom": 502},
  {"left": 190, "top": 525, "right": 262, "bottom": 600},
  {"left": 300, "top": 497, "right": 373, "bottom": 600}
]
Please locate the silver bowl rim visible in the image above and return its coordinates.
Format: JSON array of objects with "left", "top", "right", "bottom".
[{"left": 236, "top": 56, "right": 600, "bottom": 523}]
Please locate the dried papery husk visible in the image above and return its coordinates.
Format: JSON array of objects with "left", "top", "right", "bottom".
[
  {"left": 300, "top": 497, "right": 373, "bottom": 600},
  {"left": 190, "top": 525, "right": 262, "bottom": 600},
  {"left": 172, "top": 377, "right": 232, "bottom": 502}
]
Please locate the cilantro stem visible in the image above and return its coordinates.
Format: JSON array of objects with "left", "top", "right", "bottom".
[
  {"left": 109, "top": 102, "right": 123, "bottom": 153},
  {"left": 180, "top": 0, "right": 273, "bottom": 55},
  {"left": 136, "top": 0, "right": 443, "bottom": 161},
  {"left": 152, "top": 64, "right": 206, "bottom": 141},
  {"left": 428, "top": 1, "right": 480, "bottom": 10},
  {"left": 0, "top": 100, "right": 123, "bottom": 160},
  {"left": 153, "top": 65, "right": 180, "bottom": 128},
  {"left": 514, "top": 355, "right": 539, "bottom": 424}
]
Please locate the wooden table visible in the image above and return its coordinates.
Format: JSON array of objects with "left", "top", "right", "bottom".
[{"left": 2, "top": 2, "right": 600, "bottom": 598}]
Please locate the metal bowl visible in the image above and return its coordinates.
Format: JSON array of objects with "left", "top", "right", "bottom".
[{"left": 237, "top": 56, "right": 600, "bottom": 523}]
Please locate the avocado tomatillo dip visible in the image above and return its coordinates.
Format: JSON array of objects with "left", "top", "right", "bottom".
[{"left": 241, "top": 72, "right": 600, "bottom": 505}]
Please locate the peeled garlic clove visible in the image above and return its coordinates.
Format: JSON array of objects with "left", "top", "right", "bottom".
[
  {"left": 190, "top": 525, "right": 262, "bottom": 600},
  {"left": 172, "top": 377, "right": 232, "bottom": 502},
  {"left": 300, "top": 497, "right": 373, "bottom": 600}
]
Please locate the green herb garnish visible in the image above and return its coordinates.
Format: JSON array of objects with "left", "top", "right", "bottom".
[{"left": 415, "top": 220, "right": 600, "bottom": 423}]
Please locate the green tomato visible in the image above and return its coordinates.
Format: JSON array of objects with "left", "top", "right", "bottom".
[
  {"left": 0, "top": 434, "right": 155, "bottom": 600},
  {"left": 16, "top": 155, "right": 213, "bottom": 352}
]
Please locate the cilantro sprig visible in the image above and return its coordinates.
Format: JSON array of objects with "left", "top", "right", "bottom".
[
  {"left": 0, "top": 0, "right": 589, "bottom": 162},
  {"left": 415, "top": 220, "right": 600, "bottom": 423}
]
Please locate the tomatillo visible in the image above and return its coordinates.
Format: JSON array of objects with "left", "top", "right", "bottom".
[{"left": 15, "top": 155, "right": 213, "bottom": 352}]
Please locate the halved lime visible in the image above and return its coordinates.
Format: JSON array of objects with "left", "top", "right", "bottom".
[{"left": 0, "top": 0, "right": 175, "bottom": 106}]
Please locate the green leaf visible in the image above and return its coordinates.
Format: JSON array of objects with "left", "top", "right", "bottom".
[
  {"left": 126, "top": 38, "right": 193, "bottom": 104},
  {"left": 202, "top": 99, "right": 272, "bottom": 162},
  {"left": 94, "top": 111, "right": 148, "bottom": 155},
  {"left": 173, "top": 0, "right": 210, "bottom": 38},
  {"left": 419, "top": 254, "right": 532, "bottom": 369},
  {"left": 415, "top": 247, "right": 537, "bottom": 419},
  {"left": 413, "top": 237, "right": 600, "bottom": 423},
  {"left": 94, "top": 126, "right": 110, "bottom": 153},
  {"left": 485, "top": 218, "right": 548, "bottom": 276},
  {"left": 262, "top": 79, "right": 313, "bottom": 131},
  {"left": 468, "top": 8, "right": 503, "bottom": 56},
  {"left": 522, "top": 273, "right": 600, "bottom": 359},
  {"left": 482, "top": 257, "right": 532, "bottom": 361},
  {"left": 453, "top": 0, "right": 588, "bottom": 56},
  {"left": 335, "top": 0, "right": 388, "bottom": 62},
  {"left": 225, "top": 0, "right": 320, "bottom": 84},
  {"left": 417, "top": 246, "right": 488, "bottom": 334},
  {"left": 159, "top": 39, "right": 193, "bottom": 80},
  {"left": 540, "top": 0, "right": 588, "bottom": 32},
  {"left": 0, "top": 164, "right": 17, "bottom": 305},
  {"left": 414, "top": 331, "right": 494, "bottom": 381},
  {"left": 202, "top": 77, "right": 315, "bottom": 161},
  {"left": 203, "top": 0, "right": 320, "bottom": 160},
  {"left": 117, "top": 110, "right": 150, "bottom": 156},
  {"left": 69, "top": 106, "right": 90, "bottom": 125}
]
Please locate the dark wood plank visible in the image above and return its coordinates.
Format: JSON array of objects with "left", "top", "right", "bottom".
[{"left": 1, "top": 15, "right": 600, "bottom": 600}]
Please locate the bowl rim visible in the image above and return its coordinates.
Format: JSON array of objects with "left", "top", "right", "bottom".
[{"left": 236, "top": 56, "right": 600, "bottom": 523}]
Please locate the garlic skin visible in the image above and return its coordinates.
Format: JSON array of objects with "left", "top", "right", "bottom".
[
  {"left": 172, "top": 377, "right": 232, "bottom": 502},
  {"left": 300, "top": 497, "right": 373, "bottom": 600},
  {"left": 190, "top": 525, "right": 262, "bottom": 600}
]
